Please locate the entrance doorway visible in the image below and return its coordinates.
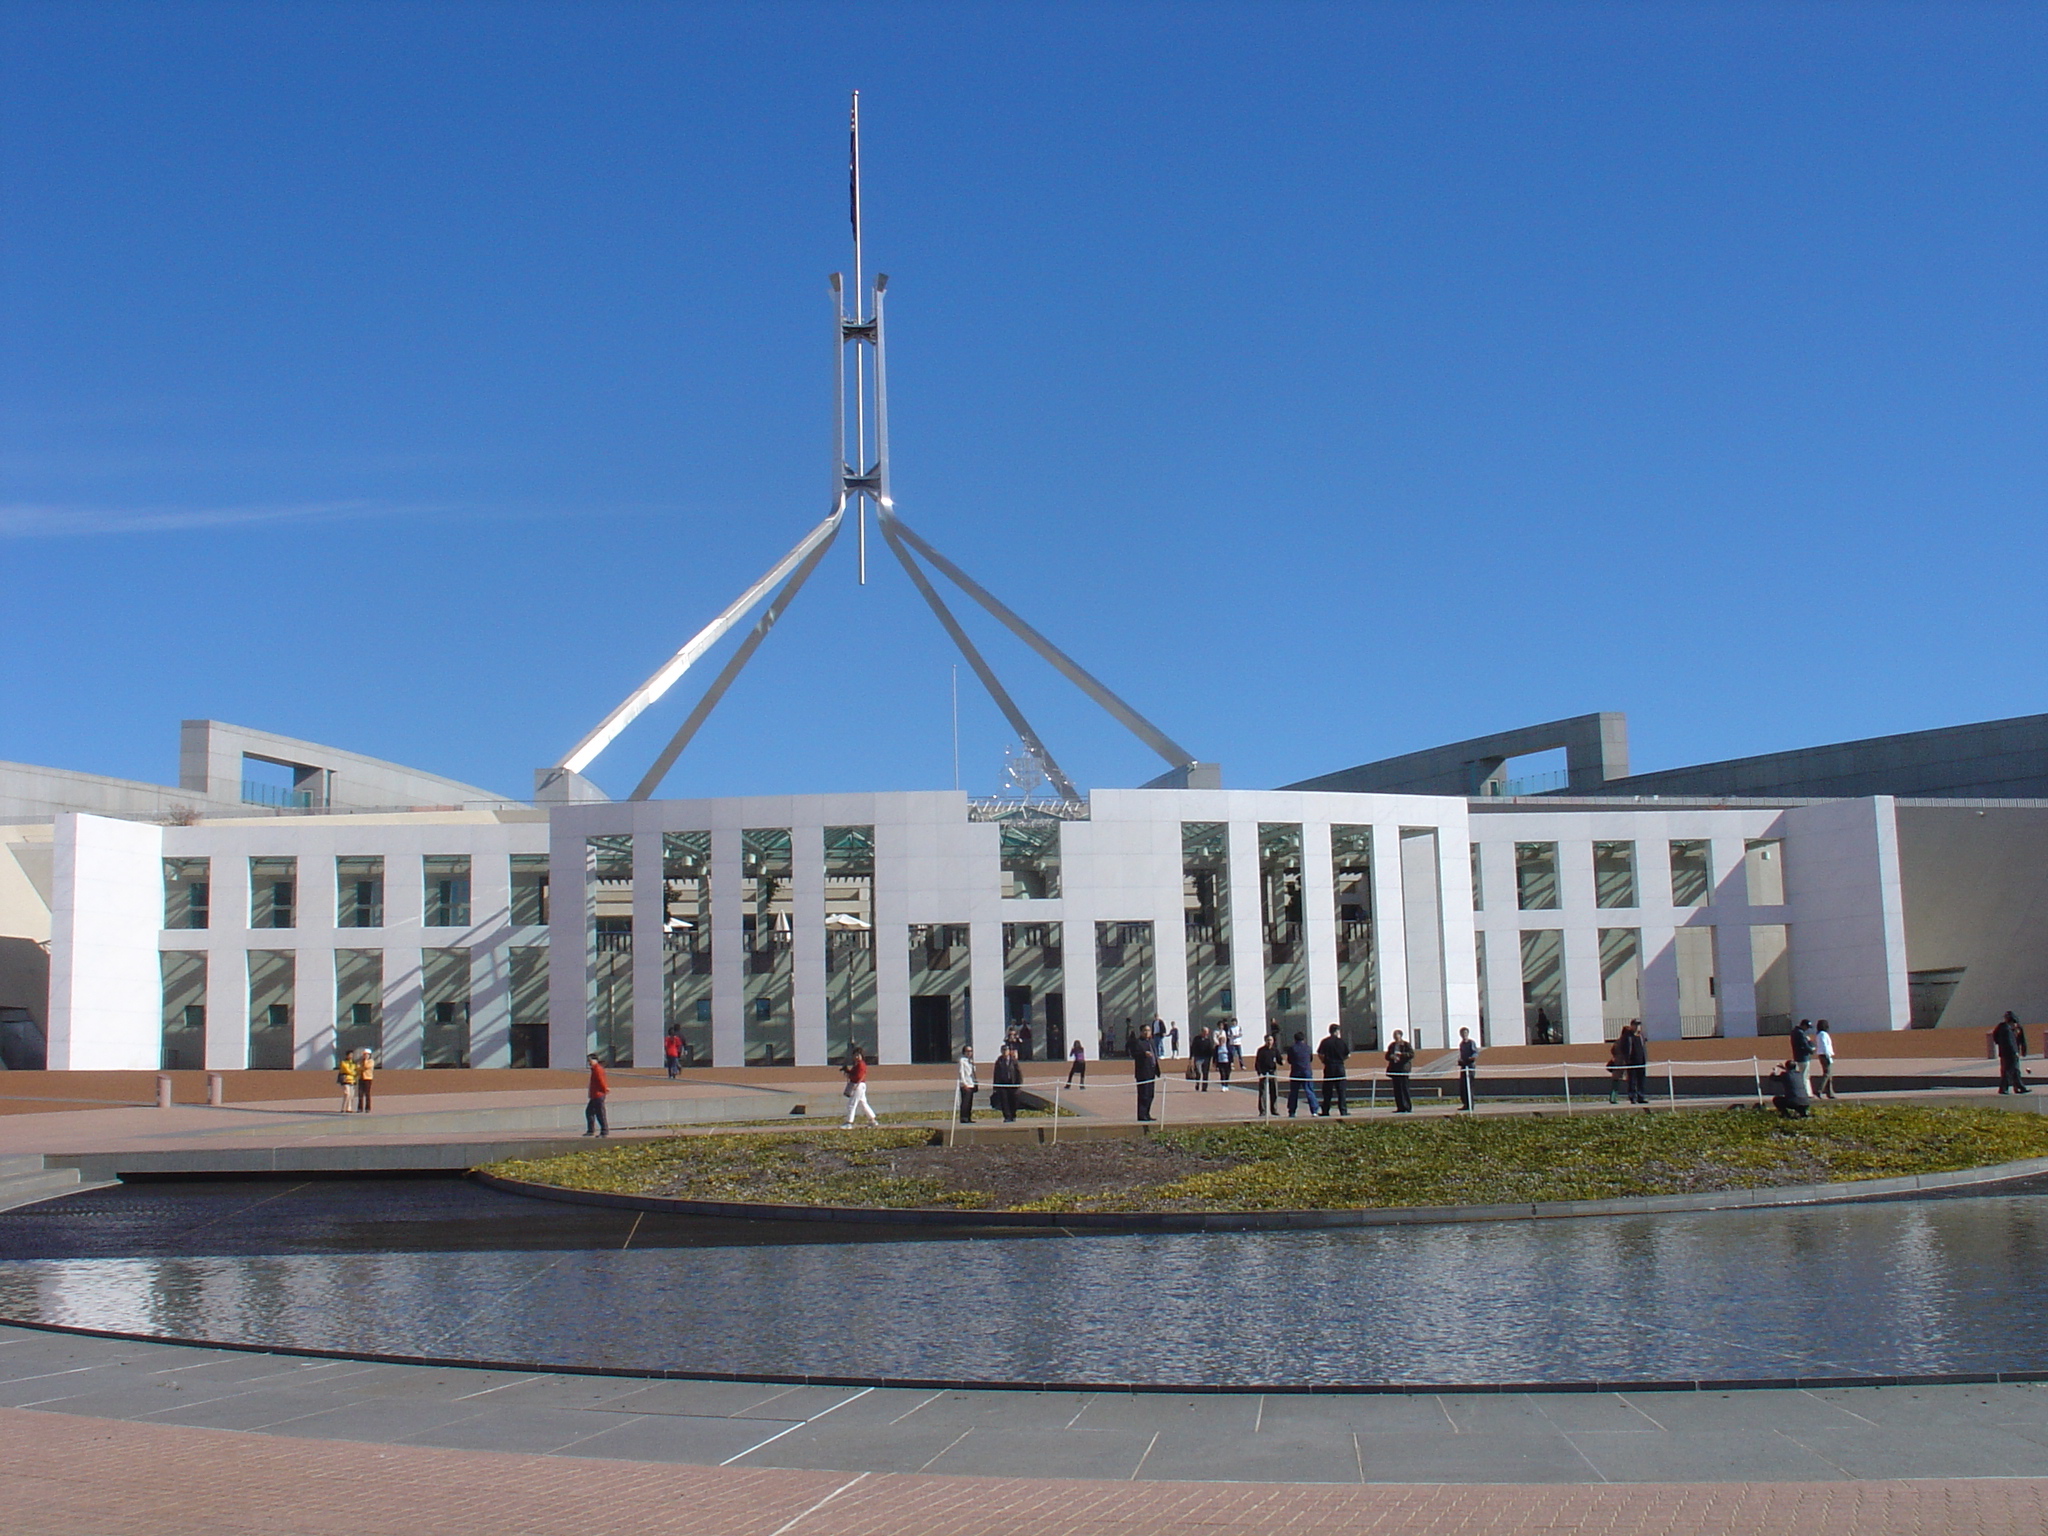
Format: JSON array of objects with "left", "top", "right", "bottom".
[{"left": 910, "top": 995, "right": 953, "bottom": 1063}]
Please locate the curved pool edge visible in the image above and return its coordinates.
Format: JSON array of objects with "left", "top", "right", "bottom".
[
  {"left": 470, "top": 1152, "right": 2048, "bottom": 1231},
  {"left": 4, "top": 1314, "right": 2045, "bottom": 1399}
]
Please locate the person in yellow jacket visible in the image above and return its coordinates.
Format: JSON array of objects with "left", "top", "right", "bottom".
[
  {"left": 336, "top": 1053, "right": 358, "bottom": 1114},
  {"left": 356, "top": 1048, "right": 375, "bottom": 1113}
]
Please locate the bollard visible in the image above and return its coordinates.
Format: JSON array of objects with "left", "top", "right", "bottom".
[
  {"left": 207, "top": 1072, "right": 225, "bottom": 1107},
  {"left": 155, "top": 1074, "right": 173, "bottom": 1109}
]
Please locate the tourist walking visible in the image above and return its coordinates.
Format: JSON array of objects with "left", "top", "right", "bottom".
[
  {"left": 1385, "top": 1030, "right": 1414, "bottom": 1114},
  {"left": 1151, "top": 1017, "right": 1169, "bottom": 1062},
  {"left": 1213, "top": 1032, "right": 1234, "bottom": 1091},
  {"left": 355, "top": 1048, "right": 375, "bottom": 1113},
  {"left": 1605, "top": 1031, "right": 1627, "bottom": 1104},
  {"left": 583, "top": 1053, "right": 610, "bottom": 1137},
  {"left": 1623, "top": 1020, "right": 1649, "bottom": 1104},
  {"left": 1993, "top": 1011, "right": 2031, "bottom": 1095},
  {"left": 1255, "top": 1034, "right": 1280, "bottom": 1116},
  {"left": 1226, "top": 1018, "right": 1244, "bottom": 1070},
  {"left": 957, "top": 1045, "right": 979, "bottom": 1123},
  {"left": 1285, "top": 1032, "right": 1322, "bottom": 1117},
  {"left": 336, "top": 1052, "right": 357, "bottom": 1114},
  {"left": 1169, "top": 1023, "right": 1180, "bottom": 1058},
  {"left": 1812, "top": 1019, "right": 1838, "bottom": 1099},
  {"left": 993, "top": 1044, "right": 1023, "bottom": 1122},
  {"left": 1191, "top": 1027, "right": 1213, "bottom": 1091},
  {"left": 1134, "top": 1036, "right": 1159, "bottom": 1122},
  {"left": 841, "top": 1046, "right": 879, "bottom": 1126},
  {"left": 1317, "top": 1024, "right": 1351, "bottom": 1116},
  {"left": 1790, "top": 1019, "right": 1815, "bottom": 1095},
  {"left": 1018, "top": 1020, "right": 1034, "bottom": 1061},
  {"left": 1457, "top": 1027, "right": 1479, "bottom": 1112},
  {"left": 663, "top": 1029, "right": 683, "bottom": 1079},
  {"left": 1067, "top": 1039, "right": 1087, "bottom": 1089}
]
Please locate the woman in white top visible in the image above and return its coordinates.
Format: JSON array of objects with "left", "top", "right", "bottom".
[
  {"left": 957, "top": 1046, "right": 978, "bottom": 1123},
  {"left": 1812, "top": 1020, "right": 1837, "bottom": 1099}
]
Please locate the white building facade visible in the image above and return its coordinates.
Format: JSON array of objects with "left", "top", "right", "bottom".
[{"left": 35, "top": 785, "right": 1915, "bottom": 1071}]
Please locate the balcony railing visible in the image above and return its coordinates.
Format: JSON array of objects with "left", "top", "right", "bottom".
[{"left": 241, "top": 780, "right": 315, "bottom": 808}]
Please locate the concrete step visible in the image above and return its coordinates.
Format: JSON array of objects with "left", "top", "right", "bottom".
[
  {"left": 0, "top": 1154, "right": 48, "bottom": 1179},
  {"left": 0, "top": 1164, "right": 88, "bottom": 1213}
]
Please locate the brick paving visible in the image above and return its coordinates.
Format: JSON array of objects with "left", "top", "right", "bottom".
[{"left": 5, "top": 1405, "right": 2045, "bottom": 1535}]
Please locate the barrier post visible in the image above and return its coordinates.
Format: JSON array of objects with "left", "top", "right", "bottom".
[
  {"left": 207, "top": 1072, "right": 225, "bottom": 1107},
  {"left": 1752, "top": 1057, "right": 1763, "bottom": 1106},
  {"left": 155, "top": 1074, "right": 173, "bottom": 1110},
  {"left": 1562, "top": 1063, "right": 1572, "bottom": 1115},
  {"left": 1667, "top": 1062, "right": 1676, "bottom": 1109},
  {"left": 1052, "top": 1078, "right": 1061, "bottom": 1145}
]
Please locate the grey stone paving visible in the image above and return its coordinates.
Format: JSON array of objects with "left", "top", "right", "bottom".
[{"left": 5, "top": 1323, "right": 2047, "bottom": 1483}]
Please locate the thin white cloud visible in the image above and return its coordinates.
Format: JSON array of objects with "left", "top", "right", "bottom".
[{"left": 0, "top": 500, "right": 417, "bottom": 538}]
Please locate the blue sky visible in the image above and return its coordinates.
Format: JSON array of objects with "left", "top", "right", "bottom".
[{"left": 3, "top": 2, "right": 2043, "bottom": 802}]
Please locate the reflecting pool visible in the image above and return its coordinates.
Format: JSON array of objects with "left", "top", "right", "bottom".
[{"left": 2, "top": 1179, "right": 2046, "bottom": 1388}]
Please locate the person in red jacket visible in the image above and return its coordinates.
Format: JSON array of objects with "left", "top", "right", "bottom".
[
  {"left": 584, "top": 1053, "right": 610, "bottom": 1137},
  {"left": 841, "top": 1046, "right": 879, "bottom": 1127}
]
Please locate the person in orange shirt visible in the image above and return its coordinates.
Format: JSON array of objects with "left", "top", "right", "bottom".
[{"left": 584, "top": 1053, "right": 610, "bottom": 1137}]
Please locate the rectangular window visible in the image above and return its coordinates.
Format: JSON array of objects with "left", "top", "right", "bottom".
[
  {"left": 909, "top": 922, "right": 971, "bottom": 1063},
  {"left": 999, "top": 818, "right": 1061, "bottom": 899},
  {"left": 1744, "top": 839, "right": 1786, "bottom": 906},
  {"left": 1598, "top": 928, "right": 1641, "bottom": 1041},
  {"left": 586, "top": 835, "right": 633, "bottom": 1065},
  {"left": 1181, "top": 822, "right": 1232, "bottom": 1040},
  {"left": 1519, "top": 929, "right": 1565, "bottom": 1045},
  {"left": 336, "top": 856, "right": 384, "bottom": 929},
  {"left": 1259, "top": 824, "right": 1305, "bottom": 1040},
  {"left": 163, "top": 858, "right": 209, "bottom": 930},
  {"left": 1469, "top": 843, "right": 1483, "bottom": 911},
  {"left": 1399, "top": 829, "right": 1448, "bottom": 1050},
  {"left": 1095, "top": 921, "right": 1157, "bottom": 1059},
  {"left": 1675, "top": 925, "right": 1719, "bottom": 1037},
  {"left": 247, "top": 949, "right": 295, "bottom": 1069},
  {"left": 1670, "top": 840, "right": 1711, "bottom": 907},
  {"left": 250, "top": 857, "right": 295, "bottom": 929},
  {"left": 1515, "top": 843, "right": 1559, "bottom": 910},
  {"left": 335, "top": 949, "right": 384, "bottom": 1061},
  {"left": 508, "top": 945, "right": 549, "bottom": 1068},
  {"left": 1003, "top": 921, "right": 1064, "bottom": 1062},
  {"left": 424, "top": 855, "right": 471, "bottom": 927},
  {"left": 510, "top": 854, "right": 550, "bottom": 927},
  {"left": 1593, "top": 841, "right": 1637, "bottom": 909},
  {"left": 1333, "top": 826, "right": 1380, "bottom": 1050},
  {"left": 824, "top": 826, "right": 876, "bottom": 1065},
  {"left": 1751, "top": 923, "right": 1793, "bottom": 1035},
  {"left": 663, "top": 831, "right": 714, "bottom": 1066},
  {"left": 421, "top": 948, "right": 471, "bottom": 1068},
  {"left": 742, "top": 828, "right": 794, "bottom": 1066},
  {"left": 160, "top": 951, "right": 206, "bottom": 1070}
]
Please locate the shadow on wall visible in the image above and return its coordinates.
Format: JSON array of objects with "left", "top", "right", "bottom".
[{"left": 0, "top": 937, "right": 49, "bottom": 1069}]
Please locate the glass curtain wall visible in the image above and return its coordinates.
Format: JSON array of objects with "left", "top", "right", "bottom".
[
  {"left": 1519, "top": 929, "right": 1566, "bottom": 1044},
  {"left": 742, "top": 829, "right": 794, "bottom": 1065},
  {"left": 160, "top": 952, "right": 205, "bottom": 1069},
  {"left": 586, "top": 835, "right": 633, "bottom": 1065},
  {"left": 1515, "top": 844, "right": 1559, "bottom": 910},
  {"left": 1181, "top": 823, "right": 1232, "bottom": 1043},
  {"left": 661, "top": 831, "right": 713, "bottom": 1067},
  {"left": 336, "top": 856, "right": 383, "bottom": 928},
  {"left": 425, "top": 856, "right": 471, "bottom": 928},
  {"left": 335, "top": 949, "right": 383, "bottom": 1061},
  {"left": 999, "top": 819, "right": 1061, "bottom": 898},
  {"left": 1670, "top": 841, "right": 1712, "bottom": 907},
  {"left": 1002, "top": 921, "right": 1063, "bottom": 1060},
  {"left": 508, "top": 946, "right": 548, "bottom": 1066},
  {"left": 908, "top": 923, "right": 970, "bottom": 1063},
  {"left": 421, "top": 948, "right": 471, "bottom": 1067},
  {"left": 1599, "top": 928, "right": 1641, "bottom": 1039},
  {"left": 163, "top": 858, "right": 209, "bottom": 930},
  {"left": 1095, "top": 921, "right": 1157, "bottom": 1058},
  {"left": 1675, "top": 926, "right": 1720, "bottom": 1036},
  {"left": 250, "top": 858, "right": 295, "bottom": 929},
  {"left": 247, "top": 950, "right": 294, "bottom": 1069},
  {"left": 1259, "top": 824, "right": 1306, "bottom": 1043},
  {"left": 1594, "top": 842, "right": 1637, "bottom": 908},
  {"left": 825, "top": 826, "right": 876, "bottom": 1064},
  {"left": 510, "top": 855, "right": 550, "bottom": 926},
  {"left": 1332, "top": 826, "right": 1380, "bottom": 1049}
]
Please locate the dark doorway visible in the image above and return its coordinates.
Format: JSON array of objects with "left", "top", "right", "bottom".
[
  {"left": 1043, "top": 993, "right": 1066, "bottom": 1062},
  {"left": 910, "top": 995, "right": 953, "bottom": 1063},
  {"left": 509, "top": 1023, "right": 549, "bottom": 1069}
]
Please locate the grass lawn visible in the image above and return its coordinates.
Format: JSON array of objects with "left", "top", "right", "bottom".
[{"left": 480, "top": 1103, "right": 2048, "bottom": 1214}]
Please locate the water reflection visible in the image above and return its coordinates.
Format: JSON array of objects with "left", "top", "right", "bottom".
[{"left": 4, "top": 1190, "right": 2047, "bottom": 1386}]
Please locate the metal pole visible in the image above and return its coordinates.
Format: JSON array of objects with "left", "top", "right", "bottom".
[
  {"left": 1562, "top": 1062, "right": 1572, "bottom": 1115},
  {"left": 1752, "top": 1057, "right": 1763, "bottom": 1106},
  {"left": 1667, "top": 1061, "right": 1676, "bottom": 1109},
  {"left": 1052, "top": 1077, "right": 1061, "bottom": 1145}
]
